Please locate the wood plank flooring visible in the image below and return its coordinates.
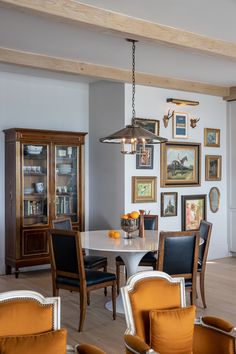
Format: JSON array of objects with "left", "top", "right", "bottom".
[{"left": 0, "top": 257, "right": 235, "bottom": 353}]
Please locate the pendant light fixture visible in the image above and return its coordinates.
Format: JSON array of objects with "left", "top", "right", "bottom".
[{"left": 99, "top": 39, "right": 167, "bottom": 155}]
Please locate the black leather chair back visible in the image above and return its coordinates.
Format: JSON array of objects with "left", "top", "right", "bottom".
[
  {"left": 198, "top": 220, "right": 212, "bottom": 265},
  {"left": 162, "top": 235, "right": 196, "bottom": 275},
  {"left": 51, "top": 232, "right": 79, "bottom": 273},
  {"left": 144, "top": 215, "right": 158, "bottom": 230}
]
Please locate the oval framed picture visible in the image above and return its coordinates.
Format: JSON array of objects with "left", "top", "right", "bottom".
[{"left": 209, "top": 187, "right": 220, "bottom": 213}]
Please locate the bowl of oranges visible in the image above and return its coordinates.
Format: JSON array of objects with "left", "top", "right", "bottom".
[{"left": 120, "top": 211, "right": 140, "bottom": 239}]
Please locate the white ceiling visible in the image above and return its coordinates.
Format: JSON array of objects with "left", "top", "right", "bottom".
[{"left": 1, "top": 1, "right": 236, "bottom": 87}]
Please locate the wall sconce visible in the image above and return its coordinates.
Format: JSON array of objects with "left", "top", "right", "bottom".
[
  {"left": 190, "top": 117, "right": 200, "bottom": 128},
  {"left": 166, "top": 98, "right": 199, "bottom": 106},
  {"left": 163, "top": 109, "right": 174, "bottom": 128}
]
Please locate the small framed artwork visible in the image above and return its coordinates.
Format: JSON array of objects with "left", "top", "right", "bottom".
[
  {"left": 181, "top": 194, "right": 207, "bottom": 231},
  {"left": 160, "top": 141, "right": 201, "bottom": 187},
  {"left": 205, "top": 155, "right": 222, "bottom": 181},
  {"left": 136, "top": 144, "right": 154, "bottom": 169},
  {"left": 133, "top": 118, "right": 160, "bottom": 135},
  {"left": 132, "top": 176, "right": 157, "bottom": 203},
  {"left": 173, "top": 112, "right": 188, "bottom": 139},
  {"left": 209, "top": 187, "right": 220, "bottom": 213},
  {"left": 204, "top": 128, "right": 220, "bottom": 147},
  {"left": 161, "top": 192, "right": 178, "bottom": 217}
]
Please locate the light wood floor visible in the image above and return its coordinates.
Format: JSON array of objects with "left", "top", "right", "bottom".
[{"left": 0, "top": 257, "right": 235, "bottom": 353}]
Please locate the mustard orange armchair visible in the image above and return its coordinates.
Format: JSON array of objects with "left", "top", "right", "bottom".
[{"left": 121, "top": 271, "right": 236, "bottom": 354}]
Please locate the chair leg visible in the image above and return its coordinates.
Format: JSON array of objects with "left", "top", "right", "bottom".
[
  {"left": 116, "top": 263, "right": 120, "bottom": 295},
  {"left": 87, "top": 292, "right": 90, "bottom": 306},
  {"left": 200, "top": 272, "right": 207, "bottom": 308},
  {"left": 53, "top": 283, "right": 59, "bottom": 296},
  {"left": 104, "top": 265, "right": 107, "bottom": 296},
  {"left": 78, "top": 292, "right": 87, "bottom": 332},
  {"left": 111, "top": 283, "right": 116, "bottom": 320}
]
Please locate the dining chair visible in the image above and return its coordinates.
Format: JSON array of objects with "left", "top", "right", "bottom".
[
  {"left": 116, "top": 214, "right": 158, "bottom": 294},
  {"left": 48, "top": 229, "right": 116, "bottom": 332},
  {"left": 121, "top": 271, "right": 236, "bottom": 354},
  {"left": 198, "top": 220, "right": 213, "bottom": 308},
  {"left": 157, "top": 230, "right": 199, "bottom": 305},
  {"left": 52, "top": 218, "right": 108, "bottom": 277}
]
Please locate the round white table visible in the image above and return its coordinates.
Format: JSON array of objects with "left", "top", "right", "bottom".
[{"left": 80, "top": 230, "right": 158, "bottom": 314}]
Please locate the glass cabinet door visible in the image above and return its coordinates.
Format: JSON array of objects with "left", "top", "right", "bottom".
[
  {"left": 22, "top": 144, "right": 49, "bottom": 226},
  {"left": 55, "top": 145, "right": 78, "bottom": 223}
]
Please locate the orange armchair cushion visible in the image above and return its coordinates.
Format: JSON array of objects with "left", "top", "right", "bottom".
[
  {"left": 0, "top": 328, "right": 67, "bottom": 354},
  {"left": 150, "top": 305, "right": 196, "bottom": 354},
  {"left": 0, "top": 300, "right": 54, "bottom": 335}
]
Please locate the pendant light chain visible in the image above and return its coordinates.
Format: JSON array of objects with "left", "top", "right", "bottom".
[{"left": 132, "top": 40, "right": 136, "bottom": 122}]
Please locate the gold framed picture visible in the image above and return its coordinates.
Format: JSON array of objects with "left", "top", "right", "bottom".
[
  {"left": 161, "top": 192, "right": 178, "bottom": 217},
  {"left": 133, "top": 118, "right": 160, "bottom": 135},
  {"left": 205, "top": 155, "right": 222, "bottom": 181},
  {"left": 132, "top": 176, "right": 157, "bottom": 203},
  {"left": 181, "top": 194, "right": 207, "bottom": 231},
  {"left": 204, "top": 128, "right": 220, "bottom": 147},
  {"left": 160, "top": 141, "right": 201, "bottom": 187}
]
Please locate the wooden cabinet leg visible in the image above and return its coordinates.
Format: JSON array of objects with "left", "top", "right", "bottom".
[
  {"left": 15, "top": 269, "right": 20, "bottom": 279},
  {"left": 5, "top": 265, "right": 12, "bottom": 275}
]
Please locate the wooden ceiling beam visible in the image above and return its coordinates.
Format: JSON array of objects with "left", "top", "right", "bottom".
[
  {"left": 0, "top": 47, "right": 229, "bottom": 97},
  {"left": 223, "top": 87, "right": 236, "bottom": 101},
  {"left": 1, "top": 0, "right": 236, "bottom": 60}
]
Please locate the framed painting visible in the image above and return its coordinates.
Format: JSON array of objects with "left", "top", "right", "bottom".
[
  {"left": 161, "top": 192, "right": 178, "bottom": 217},
  {"left": 181, "top": 194, "right": 207, "bottom": 231},
  {"left": 209, "top": 187, "right": 220, "bottom": 213},
  {"left": 136, "top": 144, "right": 154, "bottom": 169},
  {"left": 160, "top": 141, "right": 201, "bottom": 187},
  {"left": 205, "top": 155, "right": 222, "bottom": 181},
  {"left": 133, "top": 118, "right": 160, "bottom": 135},
  {"left": 132, "top": 176, "right": 157, "bottom": 203},
  {"left": 204, "top": 128, "right": 220, "bottom": 147},
  {"left": 173, "top": 112, "right": 188, "bottom": 139}
]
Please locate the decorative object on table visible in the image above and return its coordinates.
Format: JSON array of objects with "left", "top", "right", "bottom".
[
  {"left": 132, "top": 176, "right": 157, "bottom": 203},
  {"left": 190, "top": 117, "right": 200, "bottom": 128},
  {"left": 161, "top": 192, "right": 178, "bottom": 217},
  {"left": 163, "top": 109, "right": 174, "bottom": 128},
  {"left": 204, "top": 128, "right": 220, "bottom": 147},
  {"left": 160, "top": 141, "right": 201, "bottom": 187},
  {"left": 99, "top": 39, "right": 167, "bottom": 155},
  {"left": 205, "top": 155, "right": 222, "bottom": 181},
  {"left": 166, "top": 98, "right": 199, "bottom": 106},
  {"left": 172, "top": 112, "right": 188, "bottom": 138},
  {"left": 181, "top": 194, "right": 207, "bottom": 231},
  {"left": 136, "top": 144, "right": 154, "bottom": 169},
  {"left": 138, "top": 209, "right": 145, "bottom": 238},
  {"left": 120, "top": 211, "right": 140, "bottom": 239},
  {"left": 209, "top": 187, "right": 220, "bottom": 213},
  {"left": 133, "top": 118, "right": 160, "bottom": 135}
]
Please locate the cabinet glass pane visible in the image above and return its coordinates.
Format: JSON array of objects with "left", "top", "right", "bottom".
[
  {"left": 22, "top": 144, "right": 49, "bottom": 226},
  {"left": 55, "top": 146, "right": 78, "bottom": 222}
]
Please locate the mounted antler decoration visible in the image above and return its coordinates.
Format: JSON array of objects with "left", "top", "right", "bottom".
[
  {"left": 190, "top": 117, "right": 200, "bottom": 128},
  {"left": 163, "top": 109, "right": 174, "bottom": 128}
]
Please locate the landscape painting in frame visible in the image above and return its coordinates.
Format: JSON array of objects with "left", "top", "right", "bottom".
[
  {"left": 204, "top": 128, "right": 220, "bottom": 147},
  {"left": 161, "top": 192, "right": 178, "bottom": 217},
  {"left": 133, "top": 118, "right": 160, "bottom": 135},
  {"left": 181, "top": 194, "right": 206, "bottom": 231},
  {"left": 173, "top": 112, "right": 188, "bottom": 138},
  {"left": 161, "top": 141, "right": 201, "bottom": 187}
]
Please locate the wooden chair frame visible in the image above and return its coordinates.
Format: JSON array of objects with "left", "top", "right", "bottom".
[
  {"left": 48, "top": 229, "right": 116, "bottom": 331},
  {"left": 157, "top": 231, "right": 199, "bottom": 305}
]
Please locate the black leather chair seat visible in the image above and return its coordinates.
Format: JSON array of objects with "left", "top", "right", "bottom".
[
  {"left": 84, "top": 255, "right": 107, "bottom": 269},
  {"left": 56, "top": 270, "right": 116, "bottom": 288},
  {"left": 184, "top": 279, "right": 192, "bottom": 287}
]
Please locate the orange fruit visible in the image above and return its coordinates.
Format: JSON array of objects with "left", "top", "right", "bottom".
[
  {"left": 121, "top": 214, "right": 128, "bottom": 219},
  {"left": 127, "top": 213, "right": 132, "bottom": 219},
  {"left": 113, "top": 231, "right": 120, "bottom": 239},
  {"left": 130, "top": 211, "right": 140, "bottom": 219},
  {"left": 108, "top": 230, "right": 115, "bottom": 238}
]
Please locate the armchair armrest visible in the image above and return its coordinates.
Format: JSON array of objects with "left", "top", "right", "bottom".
[
  {"left": 124, "top": 334, "right": 159, "bottom": 354},
  {"left": 75, "top": 343, "right": 106, "bottom": 354},
  {"left": 201, "top": 316, "right": 235, "bottom": 334}
]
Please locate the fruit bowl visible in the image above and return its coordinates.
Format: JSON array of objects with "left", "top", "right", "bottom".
[{"left": 121, "top": 217, "right": 139, "bottom": 239}]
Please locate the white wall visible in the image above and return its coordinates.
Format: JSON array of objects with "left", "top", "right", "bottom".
[
  {"left": 0, "top": 64, "right": 89, "bottom": 274},
  {"left": 89, "top": 81, "right": 125, "bottom": 230},
  {"left": 125, "top": 84, "right": 229, "bottom": 260}
]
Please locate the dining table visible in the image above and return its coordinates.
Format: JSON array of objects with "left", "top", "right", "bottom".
[{"left": 80, "top": 229, "right": 158, "bottom": 314}]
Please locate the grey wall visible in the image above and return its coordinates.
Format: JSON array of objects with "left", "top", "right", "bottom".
[{"left": 89, "top": 81, "right": 125, "bottom": 230}]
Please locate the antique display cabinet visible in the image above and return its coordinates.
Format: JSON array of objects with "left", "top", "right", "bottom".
[{"left": 4, "top": 128, "right": 87, "bottom": 277}]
